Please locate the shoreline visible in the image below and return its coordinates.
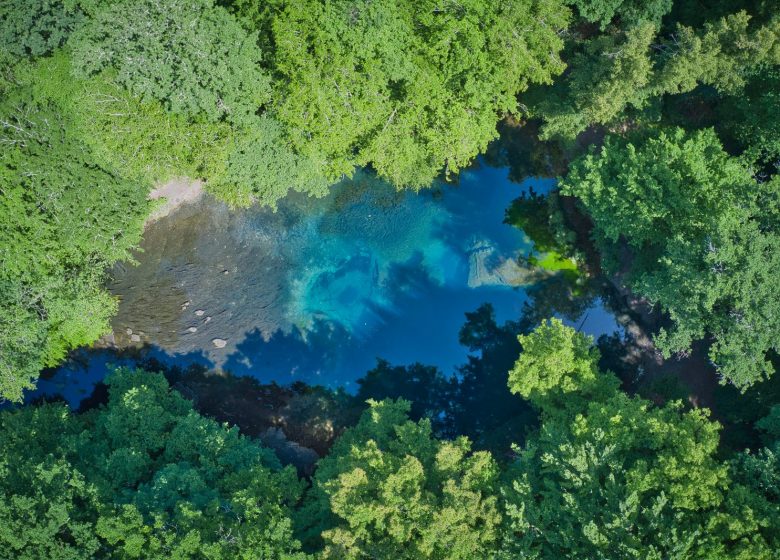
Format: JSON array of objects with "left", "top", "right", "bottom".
[{"left": 145, "top": 177, "right": 205, "bottom": 227}]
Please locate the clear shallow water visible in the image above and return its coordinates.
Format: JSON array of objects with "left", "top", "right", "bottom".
[{"left": 28, "top": 163, "right": 621, "bottom": 406}]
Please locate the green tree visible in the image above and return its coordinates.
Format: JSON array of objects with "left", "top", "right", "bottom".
[
  {"left": 501, "top": 394, "right": 742, "bottom": 559},
  {"left": 501, "top": 320, "right": 777, "bottom": 559},
  {"left": 0, "top": 80, "right": 148, "bottom": 401},
  {"left": 30, "top": 50, "right": 325, "bottom": 207},
  {"left": 297, "top": 399, "right": 502, "bottom": 559},
  {"left": 719, "top": 406, "right": 780, "bottom": 558},
  {"left": 509, "top": 318, "right": 619, "bottom": 416},
  {"left": 65, "top": 0, "right": 329, "bottom": 207},
  {"left": 0, "top": 404, "right": 101, "bottom": 559},
  {"left": 535, "top": 10, "right": 780, "bottom": 139},
  {"left": 268, "top": 0, "right": 569, "bottom": 187},
  {"left": 69, "top": 0, "right": 271, "bottom": 125},
  {"left": 11, "top": 51, "right": 230, "bottom": 185},
  {"left": 83, "top": 368, "right": 307, "bottom": 559},
  {"left": 0, "top": 368, "right": 307, "bottom": 559},
  {"left": 207, "top": 116, "right": 330, "bottom": 208},
  {"left": 718, "top": 66, "right": 780, "bottom": 166},
  {"left": 70, "top": 73, "right": 232, "bottom": 185},
  {"left": 567, "top": 0, "right": 672, "bottom": 29},
  {"left": 561, "top": 128, "right": 780, "bottom": 388},
  {"left": 0, "top": 0, "right": 84, "bottom": 59},
  {"left": 535, "top": 22, "right": 657, "bottom": 139},
  {"left": 653, "top": 11, "right": 780, "bottom": 96}
]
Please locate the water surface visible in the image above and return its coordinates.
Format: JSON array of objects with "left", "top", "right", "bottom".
[{"left": 31, "top": 164, "right": 620, "bottom": 405}]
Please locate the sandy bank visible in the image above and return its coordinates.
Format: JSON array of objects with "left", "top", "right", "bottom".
[{"left": 145, "top": 177, "right": 204, "bottom": 226}]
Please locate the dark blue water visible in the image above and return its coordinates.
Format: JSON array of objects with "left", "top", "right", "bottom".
[{"left": 27, "top": 163, "right": 620, "bottom": 407}]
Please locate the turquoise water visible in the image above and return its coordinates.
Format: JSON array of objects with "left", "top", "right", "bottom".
[{"left": 29, "top": 163, "right": 620, "bottom": 406}]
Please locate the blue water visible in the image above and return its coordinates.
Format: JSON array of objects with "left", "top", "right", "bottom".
[{"left": 26, "top": 163, "right": 621, "bottom": 407}]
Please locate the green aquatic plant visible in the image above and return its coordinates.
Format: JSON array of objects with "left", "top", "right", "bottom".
[{"left": 505, "top": 189, "right": 582, "bottom": 284}]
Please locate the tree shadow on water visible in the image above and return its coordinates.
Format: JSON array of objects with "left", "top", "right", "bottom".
[
  {"left": 220, "top": 256, "right": 454, "bottom": 390},
  {"left": 24, "top": 344, "right": 215, "bottom": 410},
  {"left": 222, "top": 320, "right": 357, "bottom": 387}
]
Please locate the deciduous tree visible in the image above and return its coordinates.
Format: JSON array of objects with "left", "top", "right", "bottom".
[
  {"left": 535, "top": 10, "right": 780, "bottom": 139},
  {"left": 268, "top": 0, "right": 569, "bottom": 187},
  {"left": 561, "top": 128, "right": 780, "bottom": 388},
  {"left": 69, "top": 0, "right": 271, "bottom": 125},
  {"left": 501, "top": 321, "right": 777, "bottom": 559},
  {"left": 0, "top": 82, "right": 148, "bottom": 401},
  {"left": 566, "top": 0, "right": 672, "bottom": 29},
  {"left": 0, "top": 0, "right": 84, "bottom": 59},
  {"left": 0, "top": 368, "right": 307, "bottom": 559},
  {"left": 297, "top": 399, "right": 502, "bottom": 559}
]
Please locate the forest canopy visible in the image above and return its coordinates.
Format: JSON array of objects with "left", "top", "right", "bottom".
[
  {"left": 561, "top": 129, "right": 780, "bottom": 388},
  {"left": 264, "top": 0, "right": 570, "bottom": 186},
  {"left": 3, "top": 325, "right": 779, "bottom": 558},
  {"left": 0, "top": 368, "right": 305, "bottom": 559},
  {"left": 1, "top": 0, "right": 780, "bottom": 557},
  {"left": 0, "top": 66, "right": 148, "bottom": 401}
]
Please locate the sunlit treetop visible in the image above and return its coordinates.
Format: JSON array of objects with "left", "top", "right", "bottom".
[
  {"left": 562, "top": 128, "right": 780, "bottom": 388},
  {"left": 297, "top": 399, "right": 502, "bottom": 559},
  {"left": 267, "top": 0, "right": 570, "bottom": 187}
]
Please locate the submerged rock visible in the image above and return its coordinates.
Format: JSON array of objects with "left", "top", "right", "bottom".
[
  {"left": 467, "top": 237, "right": 549, "bottom": 288},
  {"left": 260, "top": 427, "right": 320, "bottom": 476}
]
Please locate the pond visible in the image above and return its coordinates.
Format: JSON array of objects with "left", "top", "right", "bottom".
[{"left": 29, "top": 162, "right": 620, "bottom": 406}]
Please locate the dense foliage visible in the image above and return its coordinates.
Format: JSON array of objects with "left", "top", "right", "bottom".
[
  {"left": 264, "top": 0, "right": 570, "bottom": 186},
  {"left": 561, "top": 128, "right": 780, "bottom": 388},
  {"left": 0, "top": 0, "right": 83, "bottom": 58},
  {"left": 2, "top": 0, "right": 780, "bottom": 557},
  {"left": 521, "top": 0, "right": 780, "bottom": 391},
  {"left": 0, "top": 68, "right": 148, "bottom": 401},
  {"left": 508, "top": 318, "right": 619, "bottom": 415},
  {"left": 502, "top": 321, "right": 780, "bottom": 558},
  {"left": 3, "top": 323, "right": 780, "bottom": 558},
  {"left": 297, "top": 399, "right": 502, "bottom": 558},
  {"left": 532, "top": 9, "right": 780, "bottom": 140},
  {"left": 566, "top": 0, "right": 673, "bottom": 28},
  {"left": 69, "top": 0, "right": 270, "bottom": 126},
  {"left": 67, "top": 0, "right": 329, "bottom": 205},
  {"left": 0, "top": 368, "right": 305, "bottom": 559}
]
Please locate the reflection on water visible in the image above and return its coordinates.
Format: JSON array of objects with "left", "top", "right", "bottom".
[{"left": 32, "top": 163, "right": 621, "bottom": 405}]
